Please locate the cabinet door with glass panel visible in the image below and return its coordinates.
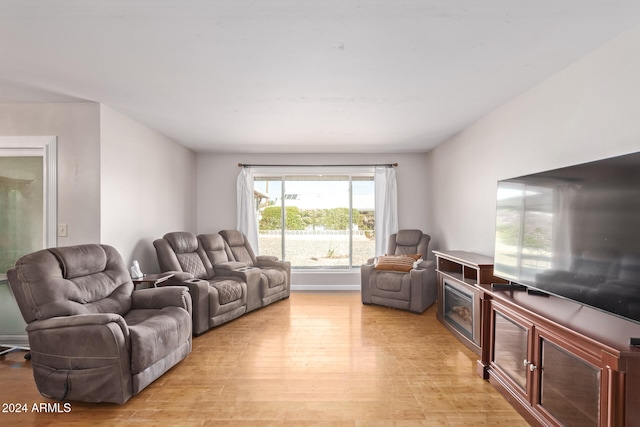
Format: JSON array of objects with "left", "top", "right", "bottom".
[
  {"left": 532, "top": 328, "right": 603, "bottom": 427},
  {"left": 490, "top": 304, "right": 535, "bottom": 402},
  {"left": 490, "top": 301, "right": 605, "bottom": 427}
]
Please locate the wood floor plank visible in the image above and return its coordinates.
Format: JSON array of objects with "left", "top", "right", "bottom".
[{"left": 0, "top": 291, "right": 528, "bottom": 426}]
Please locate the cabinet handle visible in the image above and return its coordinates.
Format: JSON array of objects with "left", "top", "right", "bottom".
[
  {"left": 529, "top": 363, "right": 537, "bottom": 372},
  {"left": 523, "top": 359, "right": 529, "bottom": 368}
]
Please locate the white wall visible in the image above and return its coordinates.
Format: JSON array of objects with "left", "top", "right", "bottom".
[
  {"left": 427, "top": 25, "right": 640, "bottom": 257},
  {"left": 0, "top": 103, "right": 197, "bottom": 272},
  {"left": 0, "top": 102, "right": 101, "bottom": 245},
  {"left": 197, "top": 152, "right": 430, "bottom": 287},
  {"left": 100, "top": 105, "right": 197, "bottom": 272}
]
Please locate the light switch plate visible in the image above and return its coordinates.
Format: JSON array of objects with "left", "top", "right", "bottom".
[{"left": 58, "top": 223, "right": 68, "bottom": 237}]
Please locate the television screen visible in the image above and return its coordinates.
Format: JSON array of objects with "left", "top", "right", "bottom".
[{"left": 494, "top": 151, "right": 640, "bottom": 324}]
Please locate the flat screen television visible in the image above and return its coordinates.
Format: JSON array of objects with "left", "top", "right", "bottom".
[{"left": 494, "top": 151, "right": 640, "bottom": 324}]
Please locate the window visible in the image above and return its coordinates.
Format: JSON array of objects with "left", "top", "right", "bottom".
[{"left": 254, "top": 173, "right": 375, "bottom": 269}]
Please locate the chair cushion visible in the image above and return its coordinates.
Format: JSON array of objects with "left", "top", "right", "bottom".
[
  {"left": 164, "top": 232, "right": 198, "bottom": 254},
  {"left": 219, "top": 230, "right": 257, "bottom": 267},
  {"left": 126, "top": 307, "right": 191, "bottom": 374},
  {"left": 198, "top": 234, "right": 231, "bottom": 265},
  {"left": 262, "top": 268, "right": 286, "bottom": 287},
  {"left": 375, "top": 255, "right": 415, "bottom": 272},
  {"left": 220, "top": 230, "right": 246, "bottom": 246},
  {"left": 395, "top": 229, "right": 423, "bottom": 246},
  {"left": 176, "top": 252, "right": 208, "bottom": 279},
  {"left": 51, "top": 245, "right": 107, "bottom": 279},
  {"left": 371, "top": 271, "right": 408, "bottom": 293},
  {"left": 210, "top": 280, "right": 243, "bottom": 305},
  {"left": 11, "top": 245, "right": 134, "bottom": 322}
]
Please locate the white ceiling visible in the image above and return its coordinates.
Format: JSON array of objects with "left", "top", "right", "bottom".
[{"left": 1, "top": 1, "right": 640, "bottom": 154}]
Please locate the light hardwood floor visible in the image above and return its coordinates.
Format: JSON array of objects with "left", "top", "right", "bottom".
[{"left": 0, "top": 291, "right": 528, "bottom": 426}]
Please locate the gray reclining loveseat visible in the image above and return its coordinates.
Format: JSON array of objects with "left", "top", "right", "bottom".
[
  {"left": 218, "top": 230, "right": 291, "bottom": 309},
  {"left": 154, "top": 231, "right": 248, "bottom": 335}
]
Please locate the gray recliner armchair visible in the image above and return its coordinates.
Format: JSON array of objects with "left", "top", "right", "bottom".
[
  {"left": 219, "top": 230, "right": 291, "bottom": 309},
  {"left": 7, "top": 244, "right": 192, "bottom": 404},
  {"left": 361, "top": 229, "right": 437, "bottom": 313},
  {"left": 154, "top": 231, "right": 247, "bottom": 335}
]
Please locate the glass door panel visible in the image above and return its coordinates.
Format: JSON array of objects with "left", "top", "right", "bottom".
[
  {"left": 493, "top": 310, "right": 529, "bottom": 391},
  {"left": 443, "top": 281, "right": 474, "bottom": 340},
  {"left": 539, "top": 338, "right": 600, "bottom": 427},
  {"left": 0, "top": 136, "right": 56, "bottom": 349},
  {"left": 0, "top": 156, "right": 44, "bottom": 275}
]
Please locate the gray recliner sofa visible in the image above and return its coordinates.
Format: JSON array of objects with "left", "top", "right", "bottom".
[
  {"left": 361, "top": 229, "right": 437, "bottom": 313},
  {"left": 219, "top": 230, "right": 291, "bottom": 309},
  {"left": 197, "top": 233, "right": 266, "bottom": 312},
  {"left": 7, "top": 244, "right": 192, "bottom": 404},
  {"left": 154, "top": 231, "right": 248, "bottom": 335}
]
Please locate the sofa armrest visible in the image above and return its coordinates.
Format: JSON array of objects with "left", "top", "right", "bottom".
[
  {"left": 256, "top": 258, "right": 291, "bottom": 272},
  {"left": 409, "top": 262, "right": 437, "bottom": 313},
  {"left": 223, "top": 267, "right": 262, "bottom": 284},
  {"left": 162, "top": 271, "right": 194, "bottom": 282},
  {"left": 416, "top": 259, "right": 436, "bottom": 270},
  {"left": 24, "top": 314, "right": 136, "bottom": 403},
  {"left": 214, "top": 261, "right": 247, "bottom": 271},
  {"left": 26, "top": 313, "right": 127, "bottom": 333},
  {"left": 360, "top": 263, "right": 375, "bottom": 305},
  {"left": 132, "top": 286, "right": 191, "bottom": 313},
  {"left": 256, "top": 255, "right": 278, "bottom": 262},
  {"left": 158, "top": 278, "right": 210, "bottom": 336},
  {"left": 26, "top": 313, "right": 130, "bottom": 355}
]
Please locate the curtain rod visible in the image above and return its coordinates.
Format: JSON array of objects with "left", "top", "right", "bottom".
[{"left": 238, "top": 162, "right": 398, "bottom": 168}]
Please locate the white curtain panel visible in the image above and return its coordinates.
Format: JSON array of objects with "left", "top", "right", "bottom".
[
  {"left": 374, "top": 166, "right": 398, "bottom": 256},
  {"left": 236, "top": 167, "right": 260, "bottom": 252}
]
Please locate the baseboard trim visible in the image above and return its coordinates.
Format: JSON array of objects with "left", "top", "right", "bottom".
[
  {"left": 0, "top": 334, "right": 29, "bottom": 348},
  {"left": 291, "top": 284, "right": 360, "bottom": 291}
]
